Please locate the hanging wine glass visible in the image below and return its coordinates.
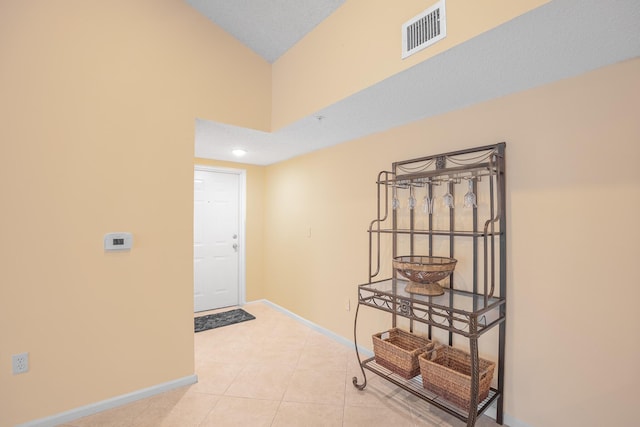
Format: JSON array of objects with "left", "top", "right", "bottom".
[
  {"left": 464, "top": 178, "right": 477, "bottom": 208},
  {"left": 408, "top": 184, "right": 416, "bottom": 210},
  {"left": 422, "top": 193, "right": 434, "bottom": 215},
  {"left": 443, "top": 180, "right": 454, "bottom": 209},
  {"left": 392, "top": 183, "right": 400, "bottom": 210}
]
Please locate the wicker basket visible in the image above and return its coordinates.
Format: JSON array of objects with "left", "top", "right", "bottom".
[
  {"left": 418, "top": 345, "right": 495, "bottom": 411},
  {"left": 372, "top": 328, "right": 435, "bottom": 379}
]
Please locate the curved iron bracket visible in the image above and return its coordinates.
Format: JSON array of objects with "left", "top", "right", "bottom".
[{"left": 351, "top": 301, "right": 368, "bottom": 390}]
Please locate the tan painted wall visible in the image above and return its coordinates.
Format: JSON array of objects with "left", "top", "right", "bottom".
[
  {"left": 193, "top": 158, "right": 266, "bottom": 302},
  {"left": 264, "top": 59, "right": 640, "bottom": 426},
  {"left": 0, "top": 1, "right": 270, "bottom": 425},
  {"left": 272, "top": 0, "right": 549, "bottom": 130},
  {"left": 2, "top": 0, "right": 636, "bottom": 425}
]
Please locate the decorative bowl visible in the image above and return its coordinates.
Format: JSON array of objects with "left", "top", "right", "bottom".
[{"left": 393, "top": 256, "right": 457, "bottom": 296}]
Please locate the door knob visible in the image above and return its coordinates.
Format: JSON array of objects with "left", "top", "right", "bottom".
[{"left": 232, "top": 243, "right": 238, "bottom": 252}]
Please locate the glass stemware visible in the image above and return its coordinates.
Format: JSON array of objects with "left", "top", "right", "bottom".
[
  {"left": 392, "top": 184, "right": 400, "bottom": 210},
  {"left": 464, "top": 179, "right": 477, "bottom": 208},
  {"left": 443, "top": 181, "right": 454, "bottom": 209},
  {"left": 408, "top": 185, "right": 416, "bottom": 210},
  {"left": 422, "top": 194, "right": 434, "bottom": 215}
]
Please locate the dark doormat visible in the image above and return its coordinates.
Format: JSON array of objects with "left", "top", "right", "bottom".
[{"left": 194, "top": 308, "right": 255, "bottom": 333}]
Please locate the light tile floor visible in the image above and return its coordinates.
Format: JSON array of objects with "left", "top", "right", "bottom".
[{"left": 62, "top": 302, "right": 506, "bottom": 427}]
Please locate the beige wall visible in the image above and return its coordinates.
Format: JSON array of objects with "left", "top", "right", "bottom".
[
  {"left": 2, "top": 0, "right": 637, "bottom": 426},
  {"left": 193, "top": 158, "right": 266, "bottom": 302},
  {"left": 272, "top": 0, "right": 549, "bottom": 130},
  {"left": 263, "top": 59, "right": 640, "bottom": 426},
  {"left": 0, "top": 1, "right": 270, "bottom": 425}
]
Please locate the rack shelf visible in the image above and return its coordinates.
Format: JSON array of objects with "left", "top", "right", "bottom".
[
  {"left": 367, "top": 228, "right": 503, "bottom": 237},
  {"left": 361, "top": 357, "right": 500, "bottom": 423},
  {"left": 358, "top": 278, "right": 505, "bottom": 338},
  {"left": 352, "top": 143, "right": 507, "bottom": 427}
]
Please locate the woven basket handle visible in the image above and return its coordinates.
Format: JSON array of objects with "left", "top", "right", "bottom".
[
  {"left": 427, "top": 344, "right": 446, "bottom": 361},
  {"left": 427, "top": 347, "right": 440, "bottom": 361}
]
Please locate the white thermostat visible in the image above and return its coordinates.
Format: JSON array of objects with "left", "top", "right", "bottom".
[{"left": 104, "top": 232, "right": 133, "bottom": 251}]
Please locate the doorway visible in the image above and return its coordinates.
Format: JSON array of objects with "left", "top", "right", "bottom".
[{"left": 193, "top": 165, "right": 246, "bottom": 312}]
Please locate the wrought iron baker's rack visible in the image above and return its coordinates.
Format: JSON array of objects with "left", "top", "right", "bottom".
[{"left": 352, "top": 143, "right": 507, "bottom": 427}]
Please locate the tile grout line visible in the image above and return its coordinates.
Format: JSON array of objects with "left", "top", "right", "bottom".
[{"left": 195, "top": 396, "right": 220, "bottom": 427}]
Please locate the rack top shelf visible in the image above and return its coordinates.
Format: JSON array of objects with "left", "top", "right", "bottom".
[
  {"left": 383, "top": 142, "right": 506, "bottom": 184},
  {"left": 390, "top": 162, "right": 497, "bottom": 183}
]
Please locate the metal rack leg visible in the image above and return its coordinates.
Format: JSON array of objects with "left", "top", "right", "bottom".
[
  {"left": 351, "top": 302, "right": 368, "bottom": 390},
  {"left": 467, "top": 336, "right": 479, "bottom": 427},
  {"left": 496, "top": 319, "right": 506, "bottom": 424}
]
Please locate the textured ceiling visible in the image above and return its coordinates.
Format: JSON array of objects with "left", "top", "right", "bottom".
[
  {"left": 191, "top": 0, "right": 640, "bottom": 166},
  {"left": 185, "top": 0, "right": 345, "bottom": 63}
]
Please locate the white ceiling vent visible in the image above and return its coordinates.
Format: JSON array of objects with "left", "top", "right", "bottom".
[{"left": 402, "top": 0, "right": 447, "bottom": 59}]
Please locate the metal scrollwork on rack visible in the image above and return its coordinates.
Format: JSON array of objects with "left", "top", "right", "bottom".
[
  {"left": 398, "top": 299, "right": 411, "bottom": 316},
  {"left": 360, "top": 289, "right": 494, "bottom": 336},
  {"left": 403, "top": 304, "right": 474, "bottom": 335}
]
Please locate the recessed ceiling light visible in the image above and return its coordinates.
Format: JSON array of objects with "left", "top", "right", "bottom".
[{"left": 232, "top": 148, "right": 247, "bottom": 157}]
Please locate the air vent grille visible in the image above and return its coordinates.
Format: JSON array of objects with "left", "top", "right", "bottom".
[{"left": 402, "top": 0, "right": 447, "bottom": 59}]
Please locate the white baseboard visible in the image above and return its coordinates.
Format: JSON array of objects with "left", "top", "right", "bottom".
[
  {"left": 247, "top": 299, "right": 373, "bottom": 357},
  {"left": 247, "top": 299, "right": 532, "bottom": 427},
  {"left": 16, "top": 374, "right": 198, "bottom": 427},
  {"left": 482, "top": 405, "right": 532, "bottom": 427}
]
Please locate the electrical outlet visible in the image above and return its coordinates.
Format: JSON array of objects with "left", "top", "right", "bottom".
[{"left": 12, "top": 352, "right": 29, "bottom": 375}]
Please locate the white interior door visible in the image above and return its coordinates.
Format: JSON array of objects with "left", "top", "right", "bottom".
[{"left": 194, "top": 168, "right": 242, "bottom": 312}]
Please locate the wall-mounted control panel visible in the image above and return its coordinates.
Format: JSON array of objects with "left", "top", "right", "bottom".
[{"left": 104, "top": 232, "right": 133, "bottom": 251}]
